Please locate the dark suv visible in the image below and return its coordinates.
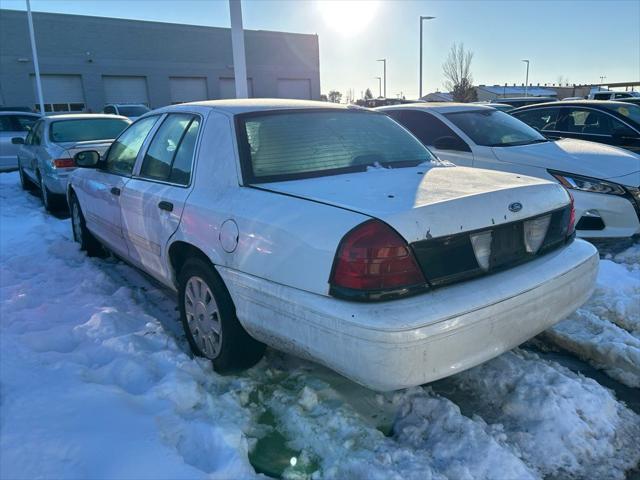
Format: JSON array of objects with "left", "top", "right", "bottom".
[{"left": 511, "top": 101, "right": 640, "bottom": 154}]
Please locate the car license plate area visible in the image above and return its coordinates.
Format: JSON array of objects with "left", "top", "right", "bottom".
[{"left": 490, "top": 222, "right": 526, "bottom": 269}]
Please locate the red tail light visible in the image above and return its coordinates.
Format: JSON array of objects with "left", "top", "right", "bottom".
[
  {"left": 567, "top": 192, "right": 576, "bottom": 236},
  {"left": 53, "top": 158, "right": 75, "bottom": 168},
  {"left": 330, "top": 220, "right": 426, "bottom": 300}
]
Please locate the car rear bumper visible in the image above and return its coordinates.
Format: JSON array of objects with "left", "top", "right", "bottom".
[
  {"left": 42, "top": 170, "right": 72, "bottom": 195},
  {"left": 219, "top": 239, "right": 598, "bottom": 391}
]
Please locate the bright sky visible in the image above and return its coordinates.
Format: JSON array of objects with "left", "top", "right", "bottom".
[{"left": 2, "top": 0, "right": 639, "bottom": 99}]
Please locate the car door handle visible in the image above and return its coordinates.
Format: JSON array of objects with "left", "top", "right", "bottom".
[
  {"left": 110, "top": 187, "right": 121, "bottom": 196},
  {"left": 158, "top": 201, "right": 173, "bottom": 212}
]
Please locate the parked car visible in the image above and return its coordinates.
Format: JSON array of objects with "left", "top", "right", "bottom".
[
  {"left": 510, "top": 100, "right": 640, "bottom": 154},
  {"left": 103, "top": 103, "right": 151, "bottom": 120},
  {"left": 379, "top": 103, "right": 640, "bottom": 238},
  {"left": 588, "top": 91, "right": 639, "bottom": 101},
  {"left": 0, "top": 111, "right": 40, "bottom": 171},
  {"left": 0, "top": 106, "right": 35, "bottom": 113},
  {"left": 16, "top": 114, "right": 130, "bottom": 210},
  {"left": 491, "top": 97, "right": 557, "bottom": 108},
  {"left": 66, "top": 100, "right": 598, "bottom": 391},
  {"left": 486, "top": 103, "right": 514, "bottom": 113}
]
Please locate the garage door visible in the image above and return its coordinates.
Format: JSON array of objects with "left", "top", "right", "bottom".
[
  {"left": 277, "top": 79, "right": 311, "bottom": 100},
  {"left": 103, "top": 76, "right": 149, "bottom": 105},
  {"left": 219, "top": 77, "right": 254, "bottom": 99},
  {"left": 31, "top": 74, "right": 85, "bottom": 113},
  {"left": 169, "top": 77, "right": 208, "bottom": 104}
]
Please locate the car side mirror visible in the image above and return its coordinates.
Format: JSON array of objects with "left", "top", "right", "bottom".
[
  {"left": 11, "top": 137, "right": 24, "bottom": 145},
  {"left": 74, "top": 150, "right": 101, "bottom": 168},
  {"left": 433, "top": 136, "right": 465, "bottom": 151}
]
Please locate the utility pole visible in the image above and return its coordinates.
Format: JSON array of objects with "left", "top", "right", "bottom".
[
  {"left": 377, "top": 59, "right": 386, "bottom": 98},
  {"left": 229, "top": 0, "right": 248, "bottom": 98},
  {"left": 599, "top": 75, "right": 606, "bottom": 91},
  {"left": 522, "top": 59, "right": 530, "bottom": 97},
  {"left": 419, "top": 16, "right": 435, "bottom": 99},
  {"left": 26, "top": 0, "right": 44, "bottom": 114}
]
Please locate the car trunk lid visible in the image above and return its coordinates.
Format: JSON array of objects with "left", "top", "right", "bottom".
[{"left": 257, "top": 164, "right": 570, "bottom": 243}]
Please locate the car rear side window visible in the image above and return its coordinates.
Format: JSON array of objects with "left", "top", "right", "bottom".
[
  {"left": 512, "top": 108, "right": 560, "bottom": 132},
  {"left": 386, "top": 110, "right": 471, "bottom": 151},
  {"left": 559, "top": 109, "right": 614, "bottom": 135},
  {"left": 139, "top": 113, "right": 199, "bottom": 185},
  {"left": 236, "top": 110, "right": 434, "bottom": 183},
  {"left": 105, "top": 116, "right": 159, "bottom": 176},
  {"left": 50, "top": 118, "right": 130, "bottom": 143}
]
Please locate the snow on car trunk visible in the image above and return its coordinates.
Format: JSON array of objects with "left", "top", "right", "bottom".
[
  {"left": 1, "top": 171, "right": 638, "bottom": 479},
  {"left": 258, "top": 165, "right": 569, "bottom": 242}
]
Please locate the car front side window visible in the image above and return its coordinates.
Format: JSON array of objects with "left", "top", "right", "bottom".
[
  {"left": 513, "top": 108, "right": 560, "bottom": 132},
  {"left": 387, "top": 110, "right": 471, "bottom": 152},
  {"left": 104, "top": 115, "right": 159, "bottom": 176}
]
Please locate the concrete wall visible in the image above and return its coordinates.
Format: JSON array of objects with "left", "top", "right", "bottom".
[{"left": 0, "top": 9, "right": 321, "bottom": 111}]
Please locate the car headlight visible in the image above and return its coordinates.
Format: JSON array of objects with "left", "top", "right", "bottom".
[
  {"left": 547, "top": 170, "right": 627, "bottom": 196},
  {"left": 627, "top": 186, "right": 640, "bottom": 203}
]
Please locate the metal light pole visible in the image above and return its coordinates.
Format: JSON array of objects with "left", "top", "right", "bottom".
[
  {"left": 377, "top": 59, "right": 386, "bottom": 98},
  {"left": 419, "top": 16, "right": 435, "bottom": 99},
  {"left": 375, "top": 77, "right": 382, "bottom": 98},
  {"left": 26, "top": 0, "right": 44, "bottom": 114},
  {"left": 599, "top": 75, "right": 606, "bottom": 91},
  {"left": 229, "top": 0, "right": 248, "bottom": 98},
  {"left": 522, "top": 59, "right": 530, "bottom": 97}
]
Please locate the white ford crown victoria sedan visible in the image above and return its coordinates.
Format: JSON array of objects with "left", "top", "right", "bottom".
[
  {"left": 378, "top": 103, "right": 640, "bottom": 239},
  {"left": 67, "top": 100, "right": 598, "bottom": 391}
]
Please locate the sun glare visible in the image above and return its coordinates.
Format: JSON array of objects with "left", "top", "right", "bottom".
[{"left": 318, "top": 0, "right": 381, "bottom": 36}]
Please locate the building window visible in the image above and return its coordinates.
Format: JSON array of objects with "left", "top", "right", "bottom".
[{"left": 34, "top": 103, "right": 86, "bottom": 114}]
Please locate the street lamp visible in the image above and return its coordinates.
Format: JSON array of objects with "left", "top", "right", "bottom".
[
  {"left": 419, "top": 15, "right": 435, "bottom": 99},
  {"left": 377, "top": 59, "right": 386, "bottom": 98},
  {"left": 599, "top": 75, "right": 606, "bottom": 91},
  {"left": 374, "top": 77, "right": 382, "bottom": 98},
  {"left": 522, "top": 59, "right": 530, "bottom": 97}
]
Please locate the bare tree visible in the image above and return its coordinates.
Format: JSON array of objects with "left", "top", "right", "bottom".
[
  {"left": 327, "top": 90, "right": 342, "bottom": 103},
  {"left": 556, "top": 75, "right": 570, "bottom": 87},
  {"left": 442, "top": 43, "right": 477, "bottom": 102}
]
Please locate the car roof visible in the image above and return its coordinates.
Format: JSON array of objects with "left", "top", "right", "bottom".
[
  {"left": 511, "top": 100, "right": 636, "bottom": 111},
  {"left": 172, "top": 98, "right": 354, "bottom": 115},
  {"left": 376, "top": 102, "right": 493, "bottom": 114},
  {"left": 43, "top": 113, "right": 130, "bottom": 122},
  {"left": 0, "top": 111, "right": 41, "bottom": 116}
]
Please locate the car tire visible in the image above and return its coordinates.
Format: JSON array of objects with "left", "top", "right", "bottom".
[
  {"left": 70, "top": 192, "right": 104, "bottom": 257},
  {"left": 178, "top": 257, "right": 265, "bottom": 372},
  {"left": 19, "top": 166, "right": 34, "bottom": 191},
  {"left": 38, "top": 172, "right": 57, "bottom": 212}
]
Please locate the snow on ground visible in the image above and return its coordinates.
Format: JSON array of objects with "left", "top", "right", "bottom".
[
  {"left": 1, "top": 171, "right": 639, "bottom": 479},
  {"left": 544, "top": 242, "right": 640, "bottom": 387}
]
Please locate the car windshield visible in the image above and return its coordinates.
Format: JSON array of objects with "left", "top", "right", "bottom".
[
  {"left": 49, "top": 118, "right": 130, "bottom": 143},
  {"left": 237, "top": 110, "right": 436, "bottom": 183},
  {"left": 444, "top": 109, "right": 548, "bottom": 147},
  {"left": 118, "top": 105, "right": 150, "bottom": 117},
  {"left": 603, "top": 103, "right": 640, "bottom": 126}
]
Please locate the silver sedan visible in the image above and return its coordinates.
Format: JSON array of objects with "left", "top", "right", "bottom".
[
  {"left": 0, "top": 111, "right": 40, "bottom": 171},
  {"left": 16, "top": 114, "right": 130, "bottom": 211}
]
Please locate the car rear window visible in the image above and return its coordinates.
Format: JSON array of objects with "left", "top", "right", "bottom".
[
  {"left": 236, "top": 110, "right": 435, "bottom": 183},
  {"left": 603, "top": 103, "right": 640, "bottom": 126},
  {"left": 118, "top": 105, "right": 151, "bottom": 117},
  {"left": 49, "top": 118, "right": 130, "bottom": 143}
]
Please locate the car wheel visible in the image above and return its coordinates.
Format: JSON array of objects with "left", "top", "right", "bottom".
[
  {"left": 178, "top": 258, "right": 265, "bottom": 372},
  {"left": 70, "top": 192, "right": 103, "bottom": 256},
  {"left": 38, "top": 172, "right": 54, "bottom": 211},
  {"left": 19, "top": 166, "right": 34, "bottom": 191}
]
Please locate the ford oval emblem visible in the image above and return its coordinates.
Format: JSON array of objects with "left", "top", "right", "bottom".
[{"left": 509, "top": 202, "right": 523, "bottom": 213}]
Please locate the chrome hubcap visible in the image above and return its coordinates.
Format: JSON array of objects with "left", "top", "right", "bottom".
[
  {"left": 184, "top": 276, "right": 221, "bottom": 359},
  {"left": 72, "top": 202, "right": 83, "bottom": 243}
]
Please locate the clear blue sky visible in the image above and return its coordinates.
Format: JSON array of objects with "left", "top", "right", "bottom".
[{"left": 3, "top": 0, "right": 639, "bottom": 99}]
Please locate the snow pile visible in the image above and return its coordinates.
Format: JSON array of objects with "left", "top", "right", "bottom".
[
  {"left": 0, "top": 174, "right": 258, "bottom": 479},
  {"left": 448, "top": 349, "right": 640, "bottom": 479},
  {"left": 545, "top": 242, "right": 640, "bottom": 387}
]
